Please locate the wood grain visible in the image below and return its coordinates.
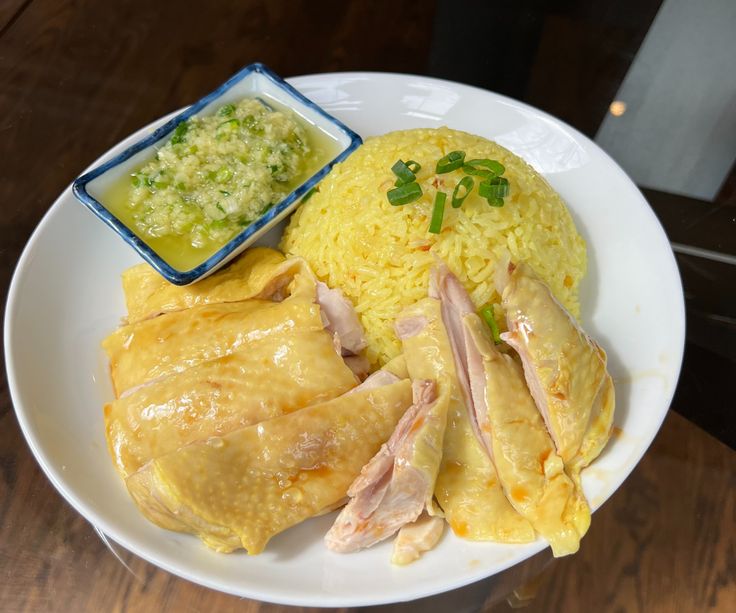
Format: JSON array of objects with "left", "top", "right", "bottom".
[
  {"left": 0, "top": 0, "right": 30, "bottom": 34},
  {"left": 1, "top": 1, "right": 735, "bottom": 612},
  {"left": 1, "top": 410, "right": 733, "bottom": 612}
]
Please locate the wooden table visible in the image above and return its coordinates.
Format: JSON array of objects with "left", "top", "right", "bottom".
[{"left": 1, "top": 2, "right": 734, "bottom": 611}]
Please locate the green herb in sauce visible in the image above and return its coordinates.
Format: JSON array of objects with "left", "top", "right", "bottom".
[{"left": 106, "top": 97, "right": 337, "bottom": 271}]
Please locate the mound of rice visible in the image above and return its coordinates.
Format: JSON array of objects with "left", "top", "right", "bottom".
[{"left": 282, "top": 127, "right": 586, "bottom": 367}]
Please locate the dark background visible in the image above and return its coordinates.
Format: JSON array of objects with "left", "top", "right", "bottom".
[{"left": 0, "top": 1, "right": 734, "bottom": 611}]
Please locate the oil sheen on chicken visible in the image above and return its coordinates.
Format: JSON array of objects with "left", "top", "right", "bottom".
[
  {"left": 104, "top": 325, "right": 357, "bottom": 479},
  {"left": 102, "top": 296, "right": 323, "bottom": 397},
  {"left": 105, "top": 248, "right": 368, "bottom": 476},
  {"left": 396, "top": 294, "right": 534, "bottom": 543},
  {"left": 460, "top": 303, "right": 591, "bottom": 556},
  {"left": 122, "top": 247, "right": 309, "bottom": 324},
  {"left": 499, "top": 262, "right": 615, "bottom": 476},
  {"left": 126, "top": 380, "right": 413, "bottom": 554}
]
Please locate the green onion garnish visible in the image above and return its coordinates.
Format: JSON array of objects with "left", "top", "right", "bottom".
[
  {"left": 218, "top": 103, "right": 236, "bottom": 117},
  {"left": 301, "top": 186, "right": 319, "bottom": 202},
  {"left": 429, "top": 191, "right": 446, "bottom": 234},
  {"left": 391, "top": 159, "right": 417, "bottom": 186},
  {"left": 436, "top": 151, "right": 466, "bottom": 174},
  {"left": 480, "top": 305, "right": 502, "bottom": 344},
  {"left": 216, "top": 118, "right": 240, "bottom": 139},
  {"left": 405, "top": 160, "right": 421, "bottom": 174},
  {"left": 479, "top": 176, "right": 510, "bottom": 206},
  {"left": 387, "top": 181, "right": 423, "bottom": 205},
  {"left": 452, "top": 176, "right": 474, "bottom": 208},
  {"left": 463, "top": 159, "right": 505, "bottom": 177}
]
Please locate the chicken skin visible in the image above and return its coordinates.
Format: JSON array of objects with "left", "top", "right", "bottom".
[
  {"left": 126, "top": 380, "right": 413, "bottom": 554},
  {"left": 499, "top": 262, "right": 615, "bottom": 476}
]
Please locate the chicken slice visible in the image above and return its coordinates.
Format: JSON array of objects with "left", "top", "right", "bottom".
[
  {"left": 325, "top": 380, "right": 446, "bottom": 553},
  {"left": 345, "top": 368, "right": 400, "bottom": 394},
  {"left": 391, "top": 513, "right": 445, "bottom": 565},
  {"left": 316, "top": 282, "right": 368, "bottom": 355},
  {"left": 499, "top": 262, "right": 614, "bottom": 469},
  {"left": 122, "top": 248, "right": 300, "bottom": 324},
  {"left": 399, "top": 291, "right": 534, "bottom": 543},
  {"left": 104, "top": 326, "right": 358, "bottom": 479},
  {"left": 569, "top": 357, "right": 615, "bottom": 481},
  {"left": 382, "top": 354, "right": 409, "bottom": 379},
  {"left": 126, "top": 380, "right": 413, "bottom": 554},
  {"left": 102, "top": 292, "right": 323, "bottom": 397},
  {"left": 462, "top": 313, "right": 591, "bottom": 556}
]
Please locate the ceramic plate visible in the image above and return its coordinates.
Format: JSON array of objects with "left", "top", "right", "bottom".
[{"left": 4, "top": 73, "right": 685, "bottom": 607}]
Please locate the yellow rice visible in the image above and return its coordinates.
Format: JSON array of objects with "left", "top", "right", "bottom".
[{"left": 281, "top": 127, "right": 586, "bottom": 367}]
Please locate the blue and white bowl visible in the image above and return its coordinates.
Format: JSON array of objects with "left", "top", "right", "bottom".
[{"left": 72, "top": 62, "right": 362, "bottom": 285}]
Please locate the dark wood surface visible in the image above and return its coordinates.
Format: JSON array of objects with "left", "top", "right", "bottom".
[
  {"left": 1, "top": 1, "right": 734, "bottom": 612},
  {"left": 1, "top": 410, "right": 733, "bottom": 613}
]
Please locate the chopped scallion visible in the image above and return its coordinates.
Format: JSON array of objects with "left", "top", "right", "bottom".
[
  {"left": 218, "top": 103, "right": 236, "bottom": 117},
  {"left": 429, "top": 191, "right": 446, "bottom": 234},
  {"left": 479, "top": 176, "right": 510, "bottom": 205},
  {"left": 387, "top": 181, "right": 423, "bottom": 205},
  {"left": 301, "top": 186, "right": 319, "bottom": 202},
  {"left": 452, "top": 176, "right": 474, "bottom": 208},
  {"left": 436, "top": 150, "right": 465, "bottom": 174},
  {"left": 405, "top": 160, "right": 421, "bottom": 174},
  {"left": 391, "top": 159, "right": 417, "bottom": 186},
  {"left": 480, "top": 305, "right": 502, "bottom": 344},
  {"left": 463, "top": 158, "right": 505, "bottom": 177}
]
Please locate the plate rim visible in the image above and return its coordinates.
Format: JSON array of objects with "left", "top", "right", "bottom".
[{"left": 4, "top": 70, "right": 686, "bottom": 607}]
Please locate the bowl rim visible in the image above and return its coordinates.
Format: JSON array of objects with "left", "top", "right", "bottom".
[
  {"left": 71, "top": 62, "right": 362, "bottom": 285},
  {"left": 6, "top": 70, "right": 686, "bottom": 607}
]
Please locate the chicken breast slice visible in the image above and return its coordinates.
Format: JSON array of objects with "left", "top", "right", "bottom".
[
  {"left": 122, "top": 248, "right": 308, "bottom": 324},
  {"left": 399, "top": 290, "right": 534, "bottom": 543},
  {"left": 102, "top": 294, "right": 324, "bottom": 397},
  {"left": 499, "top": 262, "right": 614, "bottom": 470},
  {"left": 391, "top": 513, "right": 445, "bottom": 565},
  {"left": 104, "top": 326, "right": 358, "bottom": 479},
  {"left": 126, "top": 380, "right": 413, "bottom": 554},
  {"left": 325, "top": 379, "right": 446, "bottom": 553},
  {"left": 462, "top": 313, "right": 590, "bottom": 556}
]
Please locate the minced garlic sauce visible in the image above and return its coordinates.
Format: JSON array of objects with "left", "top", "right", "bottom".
[{"left": 106, "top": 98, "right": 336, "bottom": 271}]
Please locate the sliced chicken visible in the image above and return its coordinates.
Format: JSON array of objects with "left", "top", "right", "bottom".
[
  {"left": 345, "top": 368, "right": 400, "bottom": 394},
  {"left": 382, "top": 354, "right": 409, "bottom": 379},
  {"left": 316, "top": 282, "right": 368, "bottom": 355},
  {"left": 570, "top": 359, "right": 615, "bottom": 481},
  {"left": 461, "top": 312, "right": 591, "bottom": 556},
  {"left": 398, "top": 292, "right": 535, "bottom": 543},
  {"left": 325, "top": 380, "right": 446, "bottom": 553},
  {"left": 122, "top": 248, "right": 302, "bottom": 324},
  {"left": 126, "top": 379, "right": 413, "bottom": 554},
  {"left": 391, "top": 513, "right": 445, "bottom": 565},
  {"left": 104, "top": 326, "right": 358, "bottom": 479},
  {"left": 499, "top": 262, "right": 615, "bottom": 471},
  {"left": 102, "top": 294, "right": 323, "bottom": 397},
  {"left": 122, "top": 246, "right": 368, "bottom": 364}
]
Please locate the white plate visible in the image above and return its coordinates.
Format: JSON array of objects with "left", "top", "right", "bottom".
[{"left": 4, "top": 73, "right": 685, "bottom": 607}]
